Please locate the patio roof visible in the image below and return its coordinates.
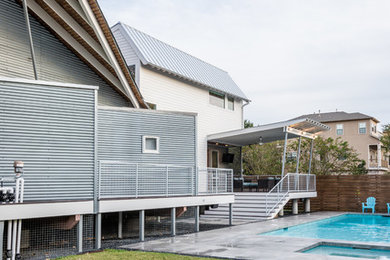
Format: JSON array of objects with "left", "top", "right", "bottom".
[{"left": 207, "top": 118, "right": 330, "bottom": 146}]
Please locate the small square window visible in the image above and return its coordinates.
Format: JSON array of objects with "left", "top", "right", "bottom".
[
  {"left": 227, "top": 97, "right": 234, "bottom": 110},
  {"left": 359, "top": 122, "right": 366, "bottom": 134},
  {"left": 336, "top": 124, "right": 343, "bottom": 135},
  {"left": 142, "top": 136, "right": 159, "bottom": 153}
]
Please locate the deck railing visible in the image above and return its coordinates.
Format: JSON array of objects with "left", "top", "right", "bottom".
[
  {"left": 265, "top": 173, "right": 316, "bottom": 216},
  {"left": 98, "top": 160, "right": 195, "bottom": 199},
  {"left": 198, "top": 168, "right": 233, "bottom": 194}
]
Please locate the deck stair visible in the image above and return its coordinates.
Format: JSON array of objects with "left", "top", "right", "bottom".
[
  {"left": 202, "top": 192, "right": 289, "bottom": 221},
  {"left": 201, "top": 173, "right": 317, "bottom": 221}
]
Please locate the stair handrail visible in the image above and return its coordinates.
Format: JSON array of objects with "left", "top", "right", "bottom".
[{"left": 265, "top": 173, "right": 291, "bottom": 216}]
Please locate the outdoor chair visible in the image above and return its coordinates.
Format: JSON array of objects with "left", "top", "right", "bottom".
[
  {"left": 362, "top": 197, "right": 376, "bottom": 213},
  {"left": 258, "top": 179, "right": 269, "bottom": 192},
  {"left": 387, "top": 203, "right": 390, "bottom": 215}
]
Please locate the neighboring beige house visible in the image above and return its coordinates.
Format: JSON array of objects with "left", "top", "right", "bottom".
[
  {"left": 112, "top": 22, "right": 250, "bottom": 170},
  {"left": 294, "top": 111, "right": 389, "bottom": 174}
]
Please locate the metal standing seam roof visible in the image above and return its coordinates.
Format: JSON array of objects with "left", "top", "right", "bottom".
[
  {"left": 293, "top": 111, "right": 379, "bottom": 123},
  {"left": 207, "top": 118, "right": 330, "bottom": 146},
  {"left": 115, "top": 22, "right": 249, "bottom": 101}
]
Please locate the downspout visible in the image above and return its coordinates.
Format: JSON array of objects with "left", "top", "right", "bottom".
[
  {"left": 22, "top": 0, "right": 38, "bottom": 80},
  {"left": 240, "top": 100, "right": 250, "bottom": 176},
  {"left": 241, "top": 100, "right": 250, "bottom": 129}
]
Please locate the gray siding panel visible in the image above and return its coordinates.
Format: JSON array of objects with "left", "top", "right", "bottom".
[
  {"left": 0, "top": 81, "right": 96, "bottom": 201},
  {"left": 98, "top": 109, "right": 196, "bottom": 167},
  {"left": 0, "top": 0, "right": 129, "bottom": 107}
]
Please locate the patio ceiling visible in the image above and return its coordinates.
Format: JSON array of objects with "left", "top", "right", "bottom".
[{"left": 207, "top": 118, "right": 330, "bottom": 147}]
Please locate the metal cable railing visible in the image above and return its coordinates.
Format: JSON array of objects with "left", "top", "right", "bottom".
[
  {"left": 98, "top": 161, "right": 195, "bottom": 199},
  {"left": 198, "top": 168, "right": 233, "bottom": 194},
  {"left": 265, "top": 173, "right": 316, "bottom": 216}
]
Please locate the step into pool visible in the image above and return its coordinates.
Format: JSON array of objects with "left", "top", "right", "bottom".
[
  {"left": 303, "top": 244, "right": 390, "bottom": 259},
  {"left": 260, "top": 214, "right": 390, "bottom": 243}
]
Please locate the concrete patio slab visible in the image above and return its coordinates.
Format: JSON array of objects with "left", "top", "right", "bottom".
[{"left": 122, "top": 212, "right": 390, "bottom": 259}]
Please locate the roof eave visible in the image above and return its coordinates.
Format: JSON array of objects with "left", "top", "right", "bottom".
[{"left": 143, "top": 63, "right": 250, "bottom": 102}]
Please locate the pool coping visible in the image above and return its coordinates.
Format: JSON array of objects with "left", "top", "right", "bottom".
[{"left": 122, "top": 212, "right": 390, "bottom": 260}]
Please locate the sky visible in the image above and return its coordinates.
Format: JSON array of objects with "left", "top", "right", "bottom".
[{"left": 98, "top": 0, "right": 390, "bottom": 127}]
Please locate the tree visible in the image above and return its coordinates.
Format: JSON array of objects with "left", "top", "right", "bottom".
[
  {"left": 244, "top": 119, "right": 254, "bottom": 129},
  {"left": 242, "top": 141, "right": 283, "bottom": 175},
  {"left": 242, "top": 136, "right": 366, "bottom": 176},
  {"left": 381, "top": 123, "right": 390, "bottom": 153},
  {"left": 291, "top": 137, "right": 366, "bottom": 175}
]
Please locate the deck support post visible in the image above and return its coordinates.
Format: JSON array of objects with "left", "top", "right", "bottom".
[
  {"left": 229, "top": 203, "right": 233, "bottom": 226},
  {"left": 292, "top": 199, "right": 298, "bottom": 215},
  {"left": 281, "top": 131, "right": 289, "bottom": 178},
  {"left": 77, "top": 215, "right": 83, "bottom": 253},
  {"left": 139, "top": 210, "right": 145, "bottom": 242},
  {"left": 95, "top": 213, "right": 101, "bottom": 249},
  {"left": 305, "top": 199, "right": 311, "bottom": 213},
  {"left": 278, "top": 207, "right": 284, "bottom": 217},
  {"left": 195, "top": 206, "right": 200, "bottom": 232},
  {"left": 118, "top": 212, "right": 123, "bottom": 239},
  {"left": 0, "top": 221, "right": 4, "bottom": 258},
  {"left": 171, "top": 208, "right": 176, "bottom": 236}
]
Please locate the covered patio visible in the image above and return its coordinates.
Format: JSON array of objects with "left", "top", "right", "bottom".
[{"left": 203, "top": 118, "right": 330, "bottom": 221}]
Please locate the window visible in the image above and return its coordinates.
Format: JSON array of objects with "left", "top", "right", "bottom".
[
  {"left": 359, "top": 122, "right": 366, "bottom": 134},
  {"left": 142, "top": 136, "right": 159, "bottom": 153},
  {"left": 209, "top": 91, "right": 225, "bottom": 108},
  {"left": 147, "top": 102, "right": 157, "bottom": 110},
  {"left": 227, "top": 97, "right": 234, "bottom": 110},
  {"left": 128, "top": 65, "right": 136, "bottom": 80},
  {"left": 336, "top": 124, "right": 343, "bottom": 135},
  {"left": 211, "top": 151, "right": 219, "bottom": 168},
  {"left": 371, "top": 123, "right": 377, "bottom": 133}
]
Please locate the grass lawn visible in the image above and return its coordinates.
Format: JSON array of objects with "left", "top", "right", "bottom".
[{"left": 57, "top": 249, "right": 220, "bottom": 260}]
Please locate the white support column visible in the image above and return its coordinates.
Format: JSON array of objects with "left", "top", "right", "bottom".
[
  {"left": 229, "top": 203, "right": 233, "bottom": 226},
  {"left": 194, "top": 206, "right": 200, "bottom": 232},
  {"left": 77, "top": 215, "right": 83, "bottom": 253},
  {"left": 296, "top": 137, "right": 301, "bottom": 173},
  {"left": 305, "top": 199, "right": 311, "bottom": 213},
  {"left": 171, "top": 208, "right": 176, "bottom": 236},
  {"left": 95, "top": 214, "right": 101, "bottom": 249},
  {"left": 281, "top": 131, "right": 289, "bottom": 178},
  {"left": 378, "top": 144, "right": 382, "bottom": 168},
  {"left": 278, "top": 207, "right": 284, "bottom": 217},
  {"left": 139, "top": 210, "right": 145, "bottom": 242},
  {"left": 308, "top": 139, "right": 314, "bottom": 174},
  {"left": 118, "top": 212, "right": 123, "bottom": 239},
  {"left": 292, "top": 199, "right": 298, "bottom": 215},
  {"left": 0, "top": 221, "right": 3, "bottom": 258}
]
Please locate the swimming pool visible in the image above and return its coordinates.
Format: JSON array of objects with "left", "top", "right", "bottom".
[
  {"left": 261, "top": 214, "right": 390, "bottom": 243},
  {"left": 303, "top": 244, "right": 390, "bottom": 259}
]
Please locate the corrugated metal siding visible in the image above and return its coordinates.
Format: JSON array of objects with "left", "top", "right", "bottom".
[
  {"left": 0, "top": 80, "right": 96, "bottom": 201},
  {"left": 0, "top": 0, "right": 129, "bottom": 107},
  {"left": 113, "top": 22, "right": 248, "bottom": 101},
  {"left": 98, "top": 109, "right": 196, "bottom": 167}
]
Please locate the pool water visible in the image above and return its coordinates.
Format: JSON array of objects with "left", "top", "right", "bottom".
[
  {"left": 261, "top": 214, "right": 390, "bottom": 243},
  {"left": 304, "top": 245, "right": 390, "bottom": 259}
]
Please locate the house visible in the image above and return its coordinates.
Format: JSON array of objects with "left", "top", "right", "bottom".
[
  {"left": 111, "top": 22, "right": 250, "bottom": 173},
  {"left": 0, "top": 1, "right": 233, "bottom": 259},
  {"left": 294, "top": 111, "right": 389, "bottom": 174}
]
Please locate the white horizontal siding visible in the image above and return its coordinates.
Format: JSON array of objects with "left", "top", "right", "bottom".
[{"left": 139, "top": 67, "right": 243, "bottom": 169}]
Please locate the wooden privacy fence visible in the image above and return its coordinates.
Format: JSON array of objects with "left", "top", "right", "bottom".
[{"left": 311, "top": 175, "right": 390, "bottom": 213}]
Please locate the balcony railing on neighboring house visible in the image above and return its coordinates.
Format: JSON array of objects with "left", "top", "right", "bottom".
[{"left": 98, "top": 161, "right": 234, "bottom": 199}]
